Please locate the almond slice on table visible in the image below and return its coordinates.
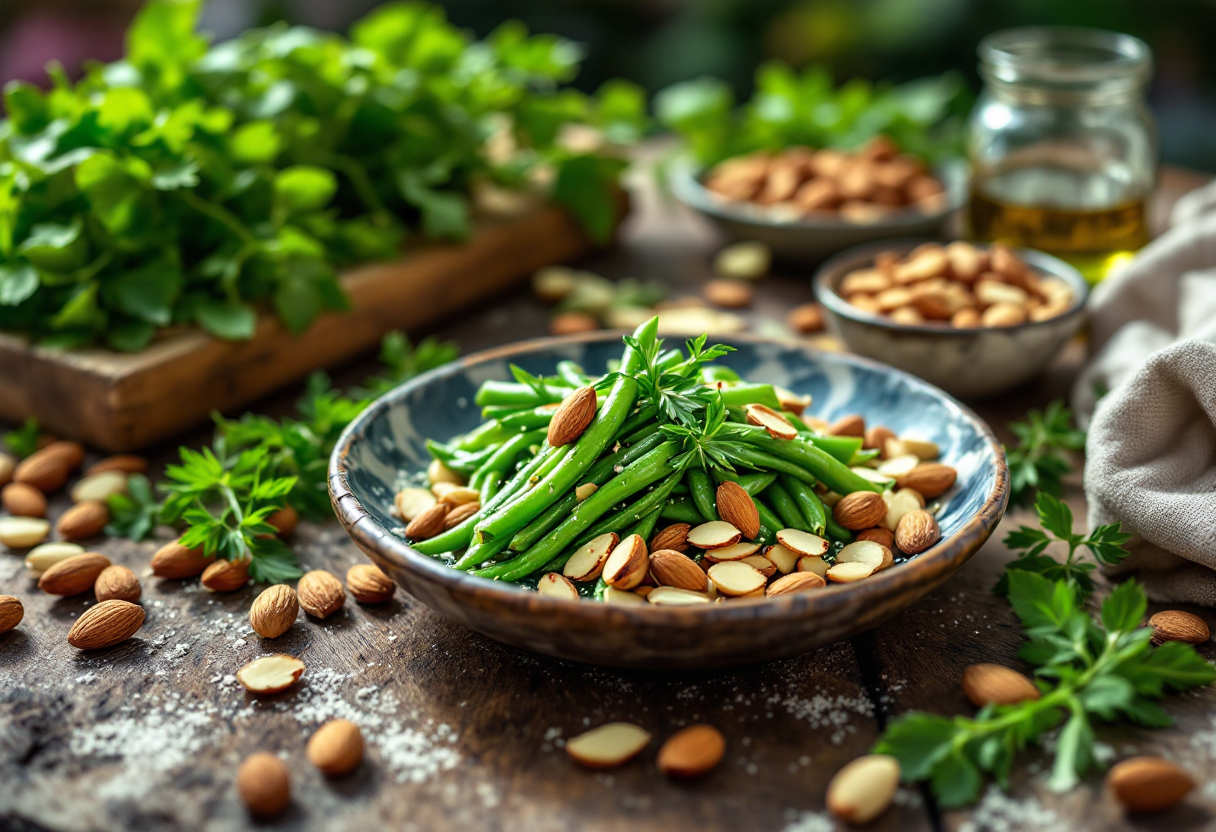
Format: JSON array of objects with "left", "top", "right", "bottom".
[
  {"left": 876, "top": 454, "right": 920, "bottom": 477},
  {"left": 70, "top": 471, "right": 128, "bottom": 504},
  {"left": 394, "top": 487, "right": 437, "bottom": 521},
  {"left": 764, "top": 543, "right": 799, "bottom": 574},
  {"left": 250, "top": 585, "right": 299, "bottom": 638},
  {"left": 767, "top": 571, "right": 826, "bottom": 596},
  {"left": 647, "top": 586, "right": 711, "bottom": 606},
  {"left": 827, "top": 561, "right": 876, "bottom": 583},
  {"left": 603, "top": 534, "right": 648, "bottom": 590},
  {"left": 650, "top": 523, "right": 691, "bottom": 553},
  {"left": 56, "top": 500, "right": 109, "bottom": 541},
  {"left": 827, "top": 754, "right": 901, "bottom": 824},
  {"left": 237, "top": 654, "right": 306, "bottom": 695},
  {"left": 24, "top": 542, "right": 85, "bottom": 575},
  {"left": 657, "top": 725, "right": 726, "bottom": 779},
  {"left": 566, "top": 723, "right": 652, "bottom": 769},
  {"left": 602, "top": 586, "right": 646, "bottom": 606},
  {"left": 715, "top": 481, "right": 761, "bottom": 539},
  {"left": 537, "top": 572, "right": 581, "bottom": 600},
  {"left": 741, "top": 555, "right": 776, "bottom": 577},
  {"left": 797, "top": 556, "right": 829, "bottom": 577},
  {"left": 836, "top": 540, "right": 890, "bottom": 571},
  {"left": 649, "top": 550, "right": 709, "bottom": 591},
  {"left": 775, "top": 529, "right": 829, "bottom": 557},
  {"left": 563, "top": 532, "right": 618, "bottom": 582},
  {"left": 548, "top": 386, "right": 598, "bottom": 447},
  {"left": 687, "top": 521, "right": 742, "bottom": 549},
  {"left": 702, "top": 541, "right": 761, "bottom": 562},
  {"left": 237, "top": 753, "right": 291, "bottom": 819},
  {"left": 745, "top": 404, "right": 798, "bottom": 440},
  {"left": 0, "top": 517, "right": 51, "bottom": 549},
  {"left": 707, "top": 561, "right": 767, "bottom": 597},
  {"left": 833, "top": 492, "right": 888, "bottom": 530}
]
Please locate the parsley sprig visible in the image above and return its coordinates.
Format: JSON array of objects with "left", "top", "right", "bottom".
[
  {"left": 997, "top": 492, "right": 1131, "bottom": 599},
  {"left": 3, "top": 417, "right": 41, "bottom": 458},
  {"left": 623, "top": 330, "right": 734, "bottom": 427},
  {"left": 877, "top": 571, "right": 1216, "bottom": 808},
  {"left": 1006, "top": 401, "right": 1086, "bottom": 504},
  {"left": 660, "top": 391, "right": 752, "bottom": 472}
]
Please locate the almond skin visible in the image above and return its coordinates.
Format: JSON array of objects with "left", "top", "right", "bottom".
[
  {"left": 85, "top": 455, "right": 149, "bottom": 477},
  {"left": 1148, "top": 610, "right": 1210, "bottom": 645},
  {"left": 0, "top": 595, "right": 23, "bottom": 633},
  {"left": 828, "top": 414, "right": 865, "bottom": 437},
  {"left": 39, "top": 440, "right": 85, "bottom": 470},
  {"left": 895, "top": 510, "right": 941, "bottom": 554},
  {"left": 833, "top": 491, "right": 888, "bottom": 530},
  {"left": 1107, "top": 756, "right": 1194, "bottom": 814},
  {"left": 404, "top": 501, "right": 448, "bottom": 541},
  {"left": 547, "top": 386, "right": 597, "bottom": 447},
  {"left": 267, "top": 505, "right": 298, "bottom": 538},
  {"left": 443, "top": 501, "right": 480, "bottom": 530},
  {"left": 151, "top": 540, "right": 215, "bottom": 578},
  {"left": 657, "top": 724, "right": 725, "bottom": 779},
  {"left": 648, "top": 550, "right": 707, "bottom": 592},
  {"left": 767, "top": 571, "right": 826, "bottom": 596},
  {"left": 0, "top": 453, "right": 14, "bottom": 486},
  {"left": 856, "top": 527, "right": 896, "bottom": 549},
  {"left": 68, "top": 599, "right": 145, "bottom": 649},
  {"left": 94, "top": 564, "right": 141, "bottom": 603},
  {"left": 895, "top": 463, "right": 957, "bottom": 499},
  {"left": 56, "top": 500, "right": 110, "bottom": 541},
  {"left": 12, "top": 450, "right": 72, "bottom": 494},
  {"left": 864, "top": 425, "right": 896, "bottom": 452},
  {"left": 298, "top": 570, "right": 346, "bottom": 619},
  {"left": 961, "top": 663, "right": 1040, "bottom": 707},
  {"left": 38, "top": 552, "right": 112, "bottom": 596},
  {"left": 201, "top": 559, "right": 251, "bottom": 593},
  {"left": 650, "top": 523, "right": 691, "bottom": 553},
  {"left": 1, "top": 482, "right": 47, "bottom": 517},
  {"left": 346, "top": 564, "right": 395, "bottom": 603},
  {"left": 715, "top": 481, "right": 760, "bottom": 540},
  {"left": 307, "top": 719, "right": 364, "bottom": 776},
  {"left": 237, "top": 752, "right": 291, "bottom": 818},
  {"left": 250, "top": 585, "right": 299, "bottom": 638}
]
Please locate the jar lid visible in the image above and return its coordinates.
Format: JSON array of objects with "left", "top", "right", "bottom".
[{"left": 979, "top": 27, "right": 1151, "bottom": 101}]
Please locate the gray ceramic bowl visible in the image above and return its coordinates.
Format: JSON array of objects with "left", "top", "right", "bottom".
[
  {"left": 814, "top": 240, "right": 1089, "bottom": 399},
  {"left": 668, "top": 157, "right": 968, "bottom": 263},
  {"left": 329, "top": 332, "right": 1009, "bottom": 670}
]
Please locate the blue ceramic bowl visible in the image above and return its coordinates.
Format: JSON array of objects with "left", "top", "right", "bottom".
[{"left": 330, "top": 332, "right": 1009, "bottom": 669}]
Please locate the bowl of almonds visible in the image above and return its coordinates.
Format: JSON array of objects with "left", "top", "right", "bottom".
[{"left": 814, "top": 239, "right": 1088, "bottom": 397}]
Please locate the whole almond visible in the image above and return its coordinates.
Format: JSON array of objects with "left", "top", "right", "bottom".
[
  {"left": 650, "top": 523, "right": 691, "bottom": 553},
  {"left": 716, "top": 481, "right": 760, "bottom": 539},
  {"left": 895, "top": 463, "right": 956, "bottom": 499},
  {"left": 346, "top": 564, "right": 395, "bottom": 603},
  {"left": 298, "top": 570, "right": 346, "bottom": 619},
  {"left": 961, "top": 663, "right": 1040, "bottom": 707},
  {"left": 657, "top": 724, "right": 725, "bottom": 779},
  {"left": 2, "top": 482, "right": 47, "bottom": 517},
  {"left": 151, "top": 540, "right": 215, "bottom": 578},
  {"left": 39, "top": 440, "right": 85, "bottom": 470},
  {"left": 307, "top": 719, "right": 364, "bottom": 776},
  {"left": 38, "top": 552, "right": 111, "bottom": 596},
  {"left": 404, "top": 501, "right": 448, "bottom": 541},
  {"left": 443, "top": 501, "right": 480, "bottom": 530},
  {"left": 864, "top": 425, "right": 896, "bottom": 452},
  {"left": 94, "top": 564, "right": 141, "bottom": 603},
  {"left": 250, "top": 585, "right": 299, "bottom": 638},
  {"left": 201, "top": 559, "right": 251, "bottom": 593},
  {"left": 895, "top": 510, "right": 941, "bottom": 554},
  {"left": 68, "top": 599, "right": 144, "bottom": 649},
  {"left": 1148, "top": 610, "right": 1210, "bottom": 645},
  {"left": 833, "top": 491, "right": 888, "bottom": 530},
  {"left": 649, "top": 550, "right": 708, "bottom": 592},
  {"left": 827, "top": 754, "right": 900, "bottom": 824},
  {"left": 704, "top": 279, "right": 753, "bottom": 308},
  {"left": 787, "top": 303, "right": 824, "bottom": 334},
  {"left": 547, "top": 386, "right": 597, "bottom": 447},
  {"left": 237, "top": 752, "right": 291, "bottom": 818},
  {"left": 0, "top": 595, "right": 23, "bottom": 633},
  {"left": 12, "top": 450, "right": 71, "bottom": 493},
  {"left": 857, "top": 527, "right": 896, "bottom": 549},
  {"left": 1107, "top": 756, "right": 1194, "bottom": 814},
  {"left": 828, "top": 414, "right": 865, "bottom": 437},
  {"left": 267, "top": 505, "right": 298, "bottom": 538},
  {"left": 56, "top": 500, "right": 110, "bottom": 541},
  {"left": 85, "top": 454, "right": 149, "bottom": 477},
  {"left": 0, "top": 453, "right": 14, "bottom": 486}
]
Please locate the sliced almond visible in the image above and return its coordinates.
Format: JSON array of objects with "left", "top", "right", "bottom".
[
  {"left": 876, "top": 454, "right": 921, "bottom": 477},
  {"left": 850, "top": 467, "right": 895, "bottom": 486},
  {"left": 236, "top": 654, "right": 306, "bottom": 695},
  {"left": 827, "top": 561, "right": 877, "bottom": 583},
  {"left": 647, "top": 586, "right": 711, "bottom": 606},
  {"left": 603, "top": 534, "right": 648, "bottom": 590},
  {"left": 24, "top": 542, "right": 86, "bottom": 575},
  {"left": 765, "top": 543, "right": 799, "bottom": 574},
  {"left": 767, "top": 571, "right": 826, "bottom": 596},
  {"left": 575, "top": 483, "right": 599, "bottom": 502},
  {"left": 797, "top": 556, "right": 829, "bottom": 577},
  {"left": 427, "top": 459, "right": 463, "bottom": 487},
  {"left": 649, "top": 550, "right": 709, "bottom": 591},
  {"left": 837, "top": 540, "right": 889, "bottom": 570},
  {"left": 566, "top": 723, "right": 652, "bottom": 769},
  {"left": 537, "top": 572, "right": 580, "bottom": 601},
  {"left": 702, "top": 541, "right": 761, "bottom": 562},
  {"left": 562, "top": 532, "right": 618, "bottom": 582},
  {"left": 775, "top": 529, "right": 829, "bottom": 557},
  {"left": 602, "top": 586, "right": 646, "bottom": 606},
  {"left": 0, "top": 517, "right": 51, "bottom": 549},
  {"left": 70, "top": 471, "right": 128, "bottom": 504},
  {"left": 741, "top": 555, "right": 776, "bottom": 577},
  {"left": 707, "top": 561, "right": 766, "bottom": 597},
  {"left": 433, "top": 483, "right": 480, "bottom": 506},
  {"left": 884, "top": 488, "right": 925, "bottom": 531},
  {"left": 395, "top": 487, "right": 437, "bottom": 521},
  {"left": 657, "top": 725, "right": 726, "bottom": 779},
  {"left": 899, "top": 437, "right": 940, "bottom": 460},
  {"left": 686, "top": 521, "right": 742, "bottom": 549},
  {"left": 745, "top": 404, "right": 798, "bottom": 440}
]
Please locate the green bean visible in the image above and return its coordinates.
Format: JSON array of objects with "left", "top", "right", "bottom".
[
  {"left": 717, "top": 383, "right": 782, "bottom": 410},
  {"left": 614, "top": 404, "right": 659, "bottom": 441},
  {"left": 453, "top": 420, "right": 508, "bottom": 452},
  {"left": 556, "top": 360, "right": 593, "bottom": 387},
  {"left": 711, "top": 469, "right": 777, "bottom": 496},
  {"left": 806, "top": 434, "right": 863, "bottom": 465},
  {"left": 656, "top": 348, "right": 684, "bottom": 373},
  {"left": 425, "top": 440, "right": 498, "bottom": 477},
  {"left": 475, "top": 379, "right": 567, "bottom": 408},
  {"left": 659, "top": 496, "right": 704, "bottom": 523},
  {"left": 471, "top": 429, "right": 546, "bottom": 484},
  {"left": 701, "top": 366, "right": 740, "bottom": 383},
  {"left": 781, "top": 475, "right": 827, "bottom": 535},
  {"left": 454, "top": 531, "right": 512, "bottom": 570},
  {"left": 738, "top": 434, "right": 883, "bottom": 495},
  {"left": 825, "top": 512, "right": 854, "bottom": 544},
  {"left": 786, "top": 413, "right": 812, "bottom": 433},
  {"left": 851, "top": 448, "right": 880, "bottom": 466},
  {"left": 752, "top": 496, "right": 783, "bottom": 544},
  {"left": 472, "top": 442, "right": 677, "bottom": 581},
  {"left": 686, "top": 469, "right": 718, "bottom": 523},
  {"left": 626, "top": 506, "right": 663, "bottom": 542},
  {"left": 567, "top": 471, "right": 682, "bottom": 552},
  {"left": 765, "top": 482, "right": 809, "bottom": 532},
  {"left": 731, "top": 445, "right": 818, "bottom": 485},
  {"left": 478, "top": 472, "right": 502, "bottom": 504},
  {"left": 498, "top": 407, "right": 557, "bottom": 432}
]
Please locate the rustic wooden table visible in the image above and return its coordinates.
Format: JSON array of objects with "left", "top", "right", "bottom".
[{"left": 2, "top": 166, "right": 1212, "bottom": 832}]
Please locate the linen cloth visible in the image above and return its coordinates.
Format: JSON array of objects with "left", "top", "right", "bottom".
[{"left": 1072, "top": 180, "right": 1216, "bottom": 605}]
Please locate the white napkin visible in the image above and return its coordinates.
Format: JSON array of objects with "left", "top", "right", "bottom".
[{"left": 1073, "top": 180, "right": 1216, "bottom": 605}]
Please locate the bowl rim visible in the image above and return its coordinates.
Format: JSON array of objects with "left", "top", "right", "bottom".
[
  {"left": 329, "top": 331, "right": 1010, "bottom": 628},
  {"left": 813, "top": 238, "right": 1091, "bottom": 336},
  {"left": 667, "top": 155, "right": 969, "bottom": 232}
]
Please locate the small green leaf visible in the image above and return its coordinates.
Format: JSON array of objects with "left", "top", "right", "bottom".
[
  {"left": 195, "top": 298, "right": 257, "bottom": 341},
  {"left": 3, "top": 417, "right": 40, "bottom": 458},
  {"left": 0, "top": 263, "right": 39, "bottom": 306},
  {"left": 275, "top": 166, "right": 337, "bottom": 214}
]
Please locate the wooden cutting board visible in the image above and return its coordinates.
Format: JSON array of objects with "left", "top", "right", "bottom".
[{"left": 0, "top": 198, "right": 614, "bottom": 451}]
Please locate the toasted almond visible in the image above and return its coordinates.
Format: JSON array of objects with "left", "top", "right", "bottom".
[
  {"left": 12, "top": 448, "right": 72, "bottom": 493},
  {"left": 687, "top": 521, "right": 742, "bottom": 549},
  {"left": 432, "top": 483, "right": 479, "bottom": 506},
  {"left": 745, "top": 404, "right": 798, "bottom": 441},
  {"left": 443, "top": 501, "right": 480, "bottom": 530},
  {"left": 647, "top": 586, "right": 711, "bottom": 606},
  {"left": 833, "top": 492, "right": 888, "bottom": 530},
  {"left": 775, "top": 387, "right": 812, "bottom": 415},
  {"left": 298, "top": 570, "right": 345, "bottom": 619},
  {"left": 884, "top": 488, "right": 925, "bottom": 531},
  {"left": 827, "top": 755, "right": 900, "bottom": 824},
  {"left": 567, "top": 723, "right": 651, "bottom": 769},
  {"left": 961, "top": 663, "right": 1040, "bottom": 707},
  {"left": 56, "top": 500, "right": 109, "bottom": 541},
  {"left": 537, "top": 572, "right": 581, "bottom": 600},
  {"left": 268, "top": 505, "right": 299, "bottom": 538},
  {"left": 767, "top": 571, "right": 826, "bottom": 596},
  {"left": 828, "top": 414, "right": 865, "bottom": 437},
  {"left": 707, "top": 561, "right": 767, "bottom": 596},
  {"left": 876, "top": 454, "right": 920, "bottom": 477},
  {"left": 201, "top": 558, "right": 251, "bottom": 592},
  {"left": 649, "top": 550, "right": 709, "bottom": 591},
  {"left": 237, "top": 752, "right": 291, "bottom": 818},
  {"left": 24, "top": 542, "right": 85, "bottom": 575},
  {"left": 575, "top": 482, "right": 599, "bottom": 502},
  {"left": 548, "top": 386, "right": 598, "bottom": 447},
  {"left": 603, "top": 586, "right": 646, "bottom": 606},
  {"left": 1, "top": 482, "right": 46, "bottom": 517},
  {"left": 250, "top": 585, "right": 299, "bottom": 638},
  {"left": 70, "top": 471, "right": 128, "bottom": 504},
  {"left": 1148, "top": 610, "right": 1210, "bottom": 645},
  {"left": 563, "top": 532, "right": 618, "bottom": 582},
  {"left": 741, "top": 555, "right": 777, "bottom": 577},
  {"left": 308, "top": 719, "right": 364, "bottom": 776},
  {"left": 39, "top": 439, "right": 85, "bottom": 470},
  {"left": 0, "top": 516, "right": 51, "bottom": 549},
  {"left": 85, "top": 455, "right": 148, "bottom": 477},
  {"left": 550, "top": 311, "right": 599, "bottom": 336},
  {"left": 151, "top": 540, "right": 214, "bottom": 578},
  {"left": 837, "top": 540, "right": 889, "bottom": 570},
  {"left": 827, "top": 561, "right": 876, "bottom": 583},
  {"left": 797, "top": 556, "right": 829, "bottom": 577},
  {"left": 657, "top": 725, "right": 725, "bottom": 779},
  {"left": 95, "top": 564, "right": 141, "bottom": 603},
  {"left": 899, "top": 437, "right": 940, "bottom": 460},
  {"left": 1107, "top": 756, "right": 1195, "bottom": 814},
  {"left": 704, "top": 278, "right": 753, "bottom": 308},
  {"left": 895, "top": 510, "right": 941, "bottom": 554},
  {"left": 765, "top": 543, "right": 799, "bottom": 574},
  {"left": 404, "top": 501, "right": 448, "bottom": 541},
  {"left": 856, "top": 527, "right": 896, "bottom": 550},
  {"left": 427, "top": 459, "right": 463, "bottom": 487},
  {"left": 68, "top": 599, "right": 144, "bottom": 649},
  {"left": 650, "top": 523, "right": 691, "bottom": 553},
  {"left": 237, "top": 654, "right": 306, "bottom": 695},
  {"left": 775, "top": 529, "right": 829, "bottom": 557},
  {"left": 39, "top": 552, "right": 111, "bottom": 596},
  {"left": 0, "top": 595, "right": 24, "bottom": 633},
  {"left": 603, "top": 534, "right": 648, "bottom": 590},
  {"left": 346, "top": 564, "right": 395, "bottom": 603},
  {"left": 864, "top": 425, "right": 896, "bottom": 452},
  {"left": 715, "top": 482, "right": 761, "bottom": 539},
  {"left": 395, "top": 487, "right": 438, "bottom": 521},
  {"left": 702, "top": 541, "right": 761, "bottom": 562}
]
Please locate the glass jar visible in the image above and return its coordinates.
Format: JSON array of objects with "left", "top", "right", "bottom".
[{"left": 968, "top": 27, "right": 1155, "bottom": 282}]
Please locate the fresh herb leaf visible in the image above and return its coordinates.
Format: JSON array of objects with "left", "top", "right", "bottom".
[
  {"left": 360, "top": 333, "right": 459, "bottom": 397},
  {"left": 3, "top": 417, "right": 40, "bottom": 458},
  {"left": 105, "top": 474, "right": 162, "bottom": 542},
  {"left": 659, "top": 391, "right": 752, "bottom": 473},
  {"left": 1006, "top": 401, "right": 1087, "bottom": 504}
]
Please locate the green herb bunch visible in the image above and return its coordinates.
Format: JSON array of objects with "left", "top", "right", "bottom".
[
  {"left": 655, "top": 63, "right": 968, "bottom": 168},
  {"left": 0, "top": 0, "right": 646, "bottom": 351},
  {"left": 1006, "top": 400, "right": 1087, "bottom": 504}
]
